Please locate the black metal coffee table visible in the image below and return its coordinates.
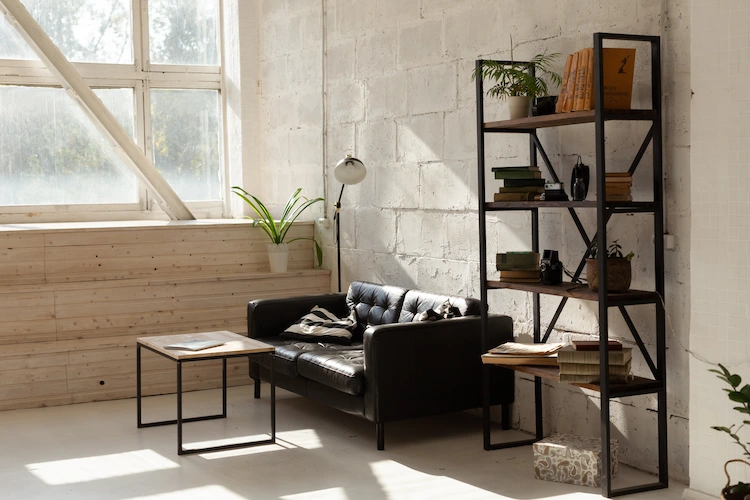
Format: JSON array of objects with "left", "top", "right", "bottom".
[{"left": 136, "top": 330, "right": 276, "bottom": 455}]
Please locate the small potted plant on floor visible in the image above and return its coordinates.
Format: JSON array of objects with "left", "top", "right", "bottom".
[
  {"left": 232, "top": 186, "right": 323, "bottom": 273},
  {"left": 710, "top": 364, "right": 750, "bottom": 500},
  {"left": 586, "top": 240, "right": 634, "bottom": 292},
  {"left": 473, "top": 39, "right": 561, "bottom": 119}
]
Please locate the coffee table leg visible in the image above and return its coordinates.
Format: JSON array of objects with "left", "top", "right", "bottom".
[
  {"left": 270, "top": 354, "right": 276, "bottom": 443},
  {"left": 137, "top": 344, "right": 142, "bottom": 428},
  {"left": 222, "top": 358, "right": 227, "bottom": 418},
  {"left": 177, "top": 360, "right": 183, "bottom": 455}
]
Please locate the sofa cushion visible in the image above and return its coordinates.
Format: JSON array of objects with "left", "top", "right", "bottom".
[
  {"left": 346, "top": 281, "right": 408, "bottom": 335},
  {"left": 253, "top": 338, "right": 363, "bottom": 377},
  {"left": 399, "top": 291, "right": 482, "bottom": 323},
  {"left": 297, "top": 349, "right": 365, "bottom": 396},
  {"left": 280, "top": 306, "right": 357, "bottom": 345}
]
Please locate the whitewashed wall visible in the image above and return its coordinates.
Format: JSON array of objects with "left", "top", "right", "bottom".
[
  {"left": 257, "top": 0, "right": 691, "bottom": 481},
  {"left": 689, "top": 0, "right": 750, "bottom": 496}
]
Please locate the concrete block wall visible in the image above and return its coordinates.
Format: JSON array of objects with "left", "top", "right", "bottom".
[
  {"left": 689, "top": 0, "right": 750, "bottom": 496},
  {"left": 258, "top": 0, "right": 691, "bottom": 481},
  {"left": 258, "top": 0, "right": 325, "bottom": 219}
]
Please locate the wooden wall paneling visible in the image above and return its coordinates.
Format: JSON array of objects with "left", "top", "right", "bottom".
[{"left": 0, "top": 222, "right": 330, "bottom": 411}]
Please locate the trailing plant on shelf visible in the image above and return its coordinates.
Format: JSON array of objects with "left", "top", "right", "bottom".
[
  {"left": 232, "top": 186, "right": 323, "bottom": 272},
  {"left": 710, "top": 363, "right": 750, "bottom": 500},
  {"left": 586, "top": 240, "right": 634, "bottom": 292},
  {"left": 472, "top": 38, "right": 562, "bottom": 119}
]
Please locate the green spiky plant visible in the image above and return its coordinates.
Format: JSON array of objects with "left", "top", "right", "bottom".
[
  {"left": 232, "top": 186, "right": 323, "bottom": 267},
  {"left": 472, "top": 38, "right": 562, "bottom": 100},
  {"left": 590, "top": 240, "right": 635, "bottom": 261},
  {"left": 710, "top": 364, "right": 750, "bottom": 498}
]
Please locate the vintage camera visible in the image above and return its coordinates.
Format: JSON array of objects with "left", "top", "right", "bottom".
[{"left": 540, "top": 249, "right": 563, "bottom": 285}]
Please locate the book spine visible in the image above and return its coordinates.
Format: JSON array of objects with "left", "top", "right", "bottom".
[
  {"left": 494, "top": 171, "right": 542, "bottom": 179},
  {"left": 556, "top": 53, "right": 574, "bottom": 113},
  {"left": 573, "top": 48, "right": 589, "bottom": 111},
  {"left": 493, "top": 192, "right": 533, "bottom": 202},
  {"left": 502, "top": 178, "right": 546, "bottom": 187},
  {"left": 496, "top": 253, "right": 539, "bottom": 267},
  {"left": 491, "top": 166, "right": 540, "bottom": 172},
  {"left": 563, "top": 51, "right": 579, "bottom": 113},
  {"left": 559, "top": 373, "right": 630, "bottom": 384},
  {"left": 583, "top": 47, "right": 594, "bottom": 110},
  {"left": 558, "top": 361, "right": 631, "bottom": 376},
  {"left": 557, "top": 350, "right": 632, "bottom": 365},
  {"left": 497, "top": 186, "right": 545, "bottom": 193}
]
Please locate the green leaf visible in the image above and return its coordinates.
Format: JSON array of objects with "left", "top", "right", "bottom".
[
  {"left": 731, "top": 374, "right": 743, "bottom": 387},
  {"left": 729, "top": 391, "right": 750, "bottom": 404}
]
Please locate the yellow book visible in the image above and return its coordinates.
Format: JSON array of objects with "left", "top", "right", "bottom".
[
  {"left": 583, "top": 47, "right": 595, "bottom": 110},
  {"left": 563, "top": 51, "right": 580, "bottom": 112},
  {"left": 573, "top": 48, "right": 589, "bottom": 111},
  {"left": 602, "top": 48, "right": 636, "bottom": 109},
  {"left": 555, "top": 53, "right": 574, "bottom": 113}
]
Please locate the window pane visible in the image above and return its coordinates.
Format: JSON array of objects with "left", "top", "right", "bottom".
[
  {"left": 0, "top": 12, "right": 39, "bottom": 60},
  {"left": 150, "top": 89, "right": 221, "bottom": 201},
  {"left": 17, "top": 0, "right": 133, "bottom": 64},
  {"left": 0, "top": 87, "right": 138, "bottom": 205},
  {"left": 149, "top": 0, "right": 219, "bottom": 65}
]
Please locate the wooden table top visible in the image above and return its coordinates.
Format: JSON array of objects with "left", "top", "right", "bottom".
[{"left": 137, "top": 330, "right": 275, "bottom": 360}]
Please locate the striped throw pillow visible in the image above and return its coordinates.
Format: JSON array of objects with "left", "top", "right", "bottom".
[{"left": 280, "top": 306, "right": 357, "bottom": 345}]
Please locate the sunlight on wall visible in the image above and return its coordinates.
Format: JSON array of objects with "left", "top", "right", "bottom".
[
  {"left": 25, "top": 449, "right": 178, "bottom": 485},
  {"left": 123, "top": 485, "right": 247, "bottom": 499},
  {"left": 281, "top": 487, "right": 348, "bottom": 500}
]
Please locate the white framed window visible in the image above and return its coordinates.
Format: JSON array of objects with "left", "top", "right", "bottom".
[{"left": 0, "top": 0, "right": 226, "bottom": 220}]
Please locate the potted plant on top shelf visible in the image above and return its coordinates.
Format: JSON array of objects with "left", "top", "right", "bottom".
[
  {"left": 231, "top": 186, "right": 323, "bottom": 273},
  {"left": 473, "top": 40, "right": 562, "bottom": 120},
  {"left": 586, "top": 240, "right": 634, "bottom": 292},
  {"left": 710, "top": 364, "right": 750, "bottom": 500}
]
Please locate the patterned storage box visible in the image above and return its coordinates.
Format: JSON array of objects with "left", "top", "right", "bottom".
[{"left": 533, "top": 434, "right": 619, "bottom": 487}]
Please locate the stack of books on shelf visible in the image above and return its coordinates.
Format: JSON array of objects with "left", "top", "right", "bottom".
[
  {"left": 496, "top": 252, "right": 540, "bottom": 282},
  {"left": 557, "top": 340, "right": 633, "bottom": 384},
  {"left": 482, "top": 341, "right": 566, "bottom": 366},
  {"left": 492, "top": 166, "right": 545, "bottom": 201},
  {"left": 605, "top": 173, "right": 633, "bottom": 202},
  {"left": 555, "top": 47, "right": 636, "bottom": 113}
]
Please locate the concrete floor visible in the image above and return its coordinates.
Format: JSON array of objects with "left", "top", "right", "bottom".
[{"left": 0, "top": 385, "right": 685, "bottom": 500}]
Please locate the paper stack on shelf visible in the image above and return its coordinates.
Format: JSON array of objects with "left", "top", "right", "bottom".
[
  {"left": 557, "top": 341, "right": 633, "bottom": 383},
  {"left": 482, "top": 342, "right": 566, "bottom": 366}
]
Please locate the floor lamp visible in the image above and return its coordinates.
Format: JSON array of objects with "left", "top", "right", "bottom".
[{"left": 333, "top": 155, "right": 367, "bottom": 293}]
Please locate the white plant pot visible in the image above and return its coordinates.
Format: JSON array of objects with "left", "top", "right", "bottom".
[
  {"left": 267, "top": 243, "right": 289, "bottom": 273},
  {"left": 507, "top": 96, "right": 531, "bottom": 119}
]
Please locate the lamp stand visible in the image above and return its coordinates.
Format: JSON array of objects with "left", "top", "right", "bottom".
[{"left": 334, "top": 184, "right": 345, "bottom": 293}]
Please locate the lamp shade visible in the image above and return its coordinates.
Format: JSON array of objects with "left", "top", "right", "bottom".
[{"left": 334, "top": 155, "right": 367, "bottom": 185}]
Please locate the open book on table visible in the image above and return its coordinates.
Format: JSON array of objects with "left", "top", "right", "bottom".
[{"left": 163, "top": 340, "right": 225, "bottom": 351}]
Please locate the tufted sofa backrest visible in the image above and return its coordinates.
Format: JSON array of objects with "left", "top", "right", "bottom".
[
  {"left": 398, "top": 290, "right": 482, "bottom": 322},
  {"left": 346, "top": 281, "right": 408, "bottom": 336}
]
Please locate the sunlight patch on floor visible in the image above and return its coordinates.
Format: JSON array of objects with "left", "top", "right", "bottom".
[
  {"left": 124, "top": 485, "right": 247, "bottom": 499},
  {"left": 198, "top": 429, "right": 321, "bottom": 459},
  {"left": 26, "top": 449, "right": 179, "bottom": 485},
  {"left": 280, "top": 487, "right": 349, "bottom": 500},
  {"left": 369, "top": 460, "right": 605, "bottom": 500}
]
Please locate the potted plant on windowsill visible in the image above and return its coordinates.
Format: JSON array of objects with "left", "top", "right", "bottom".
[
  {"left": 473, "top": 42, "right": 561, "bottom": 119},
  {"left": 231, "top": 186, "right": 323, "bottom": 273},
  {"left": 710, "top": 364, "right": 750, "bottom": 500},
  {"left": 586, "top": 240, "right": 634, "bottom": 292}
]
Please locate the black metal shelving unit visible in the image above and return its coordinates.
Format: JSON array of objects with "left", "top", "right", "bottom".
[{"left": 476, "top": 33, "right": 667, "bottom": 498}]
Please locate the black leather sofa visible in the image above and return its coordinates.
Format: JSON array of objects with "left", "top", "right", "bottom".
[{"left": 247, "top": 281, "right": 514, "bottom": 449}]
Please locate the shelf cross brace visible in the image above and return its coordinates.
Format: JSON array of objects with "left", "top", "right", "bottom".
[
  {"left": 628, "top": 125, "right": 655, "bottom": 176},
  {"left": 530, "top": 134, "right": 561, "bottom": 184},
  {"left": 618, "top": 305, "right": 659, "bottom": 379}
]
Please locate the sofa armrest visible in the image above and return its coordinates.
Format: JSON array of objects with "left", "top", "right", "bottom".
[
  {"left": 362, "top": 314, "right": 513, "bottom": 422},
  {"left": 247, "top": 293, "right": 348, "bottom": 338}
]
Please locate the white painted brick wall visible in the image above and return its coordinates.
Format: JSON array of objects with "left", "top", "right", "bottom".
[
  {"left": 690, "top": 0, "right": 750, "bottom": 496},
  {"left": 257, "top": 0, "right": 691, "bottom": 483}
]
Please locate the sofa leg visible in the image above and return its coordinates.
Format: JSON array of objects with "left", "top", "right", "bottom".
[
  {"left": 501, "top": 403, "right": 511, "bottom": 430},
  {"left": 253, "top": 377, "right": 261, "bottom": 399},
  {"left": 376, "top": 423, "right": 384, "bottom": 450}
]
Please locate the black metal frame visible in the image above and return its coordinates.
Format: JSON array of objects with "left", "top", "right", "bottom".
[
  {"left": 476, "top": 33, "right": 667, "bottom": 497},
  {"left": 137, "top": 343, "right": 276, "bottom": 455}
]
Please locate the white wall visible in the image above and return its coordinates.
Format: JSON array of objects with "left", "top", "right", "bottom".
[
  {"left": 689, "top": 0, "right": 750, "bottom": 496},
  {"left": 257, "top": 0, "right": 691, "bottom": 481}
]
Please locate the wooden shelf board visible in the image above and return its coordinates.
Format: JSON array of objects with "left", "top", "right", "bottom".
[
  {"left": 486, "top": 280, "right": 659, "bottom": 305},
  {"left": 484, "top": 109, "right": 657, "bottom": 131},
  {"left": 489, "top": 364, "right": 661, "bottom": 396},
  {"left": 485, "top": 201, "right": 656, "bottom": 211}
]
